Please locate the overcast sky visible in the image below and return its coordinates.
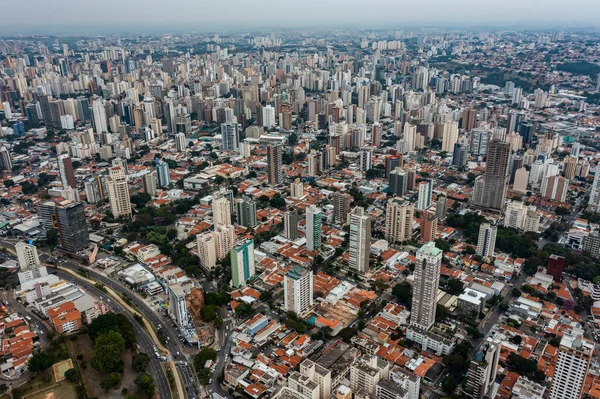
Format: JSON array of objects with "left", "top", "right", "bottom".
[{"left": 2, "top": 0, "right": 600, "bottom": 35}]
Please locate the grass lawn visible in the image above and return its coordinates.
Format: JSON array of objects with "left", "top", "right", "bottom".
[
  {"left": 24, "top": 381, "right": 77, "bottom": 399},
  {"left": 11, "top": 370, "right": 77, "bottom": 399}
]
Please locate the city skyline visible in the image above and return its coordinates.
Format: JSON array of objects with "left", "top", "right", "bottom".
[{"left": 3, "top": 0, "right": 600, "bottom": 35}]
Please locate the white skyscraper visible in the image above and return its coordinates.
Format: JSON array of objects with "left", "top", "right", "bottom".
[
  {"left": 169, "top": 283, "right": 191, "bottom": 328},
  {"left": 441, "top": 121, "right": 459, "bottom": 152},
  {"left": 212, "top": 197, "right": 231, "bottom": 226},
  {"left": 306, "top": 205, "right": 322, "bottom": 252},
  {"left": 175, "top": 132, "right": 186, "bottom": 152},
  {"left": 290, "top": 178, "right": 304, "bottom": 199},
  {"left": 417, "top": 180, "right": 433, "bottom": 210},
  {"left": 284, "top": 266, "right": 313, "bottom": 315},
  {"left": 16, "top": 242, "right": 47, "bottom": 285},
  {"left": 107, "top": 165, "right": 132, "bottom": 219},
  {"left": 263, "top": 105, "right": 276, "bottom": 128},
  {"left": 411, "top": 241, "right": 442, "bottom": 331},
  {"left": 348, "top": 207, "right": 371, "bottom": 274},
  {"left": 589, "top": 172, "right": 600, "bottom": 213},
  {"left": 92, "top": 99, "right": 108, "bottom": 134},
  {"left": 549, "top": 330, "right": 593, "bottom": 399},
  {"left": 476, "top": 223, "right": 497, "bottom": 258}
]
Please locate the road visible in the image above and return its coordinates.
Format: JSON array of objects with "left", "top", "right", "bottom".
[
  {"left": 55, "top": 270, "right": 173, "bottom": 399},
  {"left": 45, "top": 252, "right": 234, "bottom": 398}
]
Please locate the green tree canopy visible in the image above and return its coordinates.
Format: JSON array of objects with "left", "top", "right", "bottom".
[{"left": 91, "top": 330, "right": 126, "bottom": 372}]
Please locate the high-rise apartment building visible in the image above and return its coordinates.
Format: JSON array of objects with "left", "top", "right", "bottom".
[
  {"left": 350, "top": 354, "right": 389, "bottom": 395},
  {"left": 504, "top": 201, "right": 526, "bottom": 230},
  {"left": 523, "top": 206, "right": 540, "bottom": 233},
  {"left": 107, "top": 165, "right": 132, "bottom": 219},
  {"left": 236, "top": 197, "right": 257, "bottom": 228},
  {"left": 197, "top": 232, "right": 218, "bottom": 269},
  {"left": 388, "top": 366, "right": 420, "bottom": 399},
  {"left": 417, "top": 180, "right": 433, "bottom": 210},
  {"left": 231, "top": 239, "right": 255, "bottom": 287},
  {"left": 549, "top": 330, "right": 593, "bottom": 399},
  {"left": 290, "top": 178, "right": 304, "bottom": 199},
  {"left": 472, "top": 139, "right": 511, "bottom": 211},
  {"left": 513, "top": 167, "right": 529, "bottom": 193},
  {"left": 156, "top": 160, "right": 170, "bottom": 187},
  {"left": 436, "top": 196, "right": 447, "bottom": 221},
  {"left": 411, "top": 241, "right": 442, "bottom": 331},
  {"left": 175, "top": 132, "right": 186, "bottom": 152},
  {"left": 360, "top": 149, "right": 372, "bottom": 172},
  {"left": 332, "top": 191, "right": 352, "bottom": 225},
  {"left": 546, "top": 254, "right": 565, "bottom": 282},
  {"left": 142, "top": 171, "right": 157, "bottom": 196},
  {"left": 543, "top": 175, "right": 568, "bottom": 202},
  {"left": 306, "top": 205, "right": 323, "bottom": 252},
  {"left": 221, "top": 122, "right": 240, "bottom": 152},
  {"left": 589, "top": 172, "right": 600, "bottom": 213},
  {"left": 267, "top": 144, "right": 283, "bottom": 185},
  {"left": 16, "top": 241, "right": 40, "bottom": 271},
  {"left": 349, "top": 207, "right": 371, "bottom": 274},
  {"left": 420, "top": 212, "right": 438, "bottom": 242},
  {"left": 0, "top": 147, "right": 12, "bottom": 170},
  {"left": 465, "top": 342, "right": 500, "bottom": 399},
  {"left": 262, "top": 105, "right": 276, "bottom": 128},
  {"left": 476, "top": 223, "right": 497, "bottom": 258},
  {"left": 284, "top": 210, "right": 299, "bottom": 241},
  {"left": 389, "top": 167, "right": 408, "bottom": 196},
  {"left": 385, "top": 199, "right": 414, "bottom": 244},
  {"left": 284, "top": 266, "right": 313, "bottom": 315},
  {"left": 168, "top": 283, "right": 191, "bottom": 328},
  {"left": 212, "top": 197, "right": 232, "bottom": 226},
  {"left": 16, "top": 242, "right": 47, "bottom": 285},
  {"left": 39, "top": 200, "right": 90, "bottom": 254},
  {"left": 583, "top": 230, "right": 600, "bottom": 258},
  {"left": 58, "top": 154, "right": 76, "bottom": 188},
  {"left": 300, "top": 359, "right": 332, "bottom": 399}
]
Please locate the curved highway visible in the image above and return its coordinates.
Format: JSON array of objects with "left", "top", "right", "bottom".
[{"left": 55, "top": 270, "right": 173, "bottom": 399}]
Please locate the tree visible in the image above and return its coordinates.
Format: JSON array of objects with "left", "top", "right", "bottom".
[
  {"left": 100, "top": 372, "right": 122, "bottom": 391},
  {"left": 338, "top": 327, "right": 358, "bottom": 343},
  {"left": 64, "top": 368, "right": 79, "bottom": 382},
  {"left": 443, "top": 354, "right": 465, "bottom": 371},
  {"left": 20, "top": 181, "right": 37, "bottom": 195},
  {"left": 435, "top": 239, "right": 451, "bottom": 252},
  {"left": 234, "top": 303, "right": 254, "bottom": 318},
  {"left": 0, "top": 384, "right": 7, "bottom": 394},
  {"left": 441, "top": 376, "right": 457, "bottom": 394},
  {"left": 131, "top": 193, "right": 152, "bottom": 208},
  {"left": 511, "top": 287, "right": 522, "bottom": 297},
  {"left": 3, "top": 179, "right": 14, "bottom": 187},
  {"left": 508, "top": 353, "right": 538, "bottom": 375},
  {"left": 91, "top": 330, "right": 126, "bottom": 372},
  {"left": 270, "top": 195, "right": 286, "bottom": 208},
  {"left": 135, "top": 373, "right": 155, "bottom": 398},
  {"left": 88, "top": 314, "right": 136, "bottom": 349},
  {"left": 132, "top": 353, "right": 151, "bottom": 372},
  {"left": 392, "top": 282, "right": 412, "bottom": 307},
  {"left": 288, "top": 132, "right": 298, "bottom": 145},
  {"left": 45, "top": 228, "right": 58, "bottom": 246},
  {"left": 447, "top": 278, "right": 464, "bottom": 295},
  {"left": 28, "top": 351, "right": 56, "bottom": 372},
  {"left": 511, "top": 335, "right": 522, "bottom": 345},
  {"left": 365, "top": 168, "right": 384, "bottom": 179},
  {"left": 465, "top": 246, "right": 476, "bottom": 255},
  {"left": 200, "top": 305, "right": 217, "bottom": 322},
  {"left": 436, "top": 304, "right": 449, "bottom": 321}
]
